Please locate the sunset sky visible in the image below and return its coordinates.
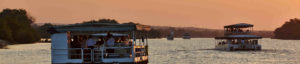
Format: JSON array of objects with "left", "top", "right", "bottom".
[{"left": 1, "top": 0, "right": 300, "bottom": 30}]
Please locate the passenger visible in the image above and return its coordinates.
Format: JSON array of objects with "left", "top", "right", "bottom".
[
  {"left": 81, "top": 35, "right": 93, "bottom": 61},
  {"left": 115, "top": 37, "right": 121, "bottom": 46},
  {"left": 238, "top": 29, "right": 243, "bottom": 32},
  {"left": 70, "top": 35, "right": 81, "bottom": 59},
  {"left": 106, "top": 33, "right": 115, "bottom": 47},
  {"left": 96, "top": 37, "right": 104, "bottom": 46},
  {"left": 121, "top": 36, "right": 129, "bottom": 46},
  {"left": 71, "top": 35, "right": 79, "bottom": 48},
  {"left": 80, "top": 35, "right": 87, "bottom": 48},
  {"left": 129, "top": 40, "right": 133, "bottom": 46},
  {"left": 241, "top": 39, "right": 245, "bottom": 44},
  {"left": 116, "top": 37, "right": 122, "bottom": 43},
  {"left": 106, "top": 32, "right": 115, "bottom": 54},
  {"left": 86, "top": 36, "right": 97, "bottom": 49},
  {"left": 233, "top": 28, "right": 237, "bottom": 32},
  {"left": 116, "top": 36, "right": 130, "bottom": 57}
]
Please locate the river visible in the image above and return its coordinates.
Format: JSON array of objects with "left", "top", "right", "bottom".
[{"left": 0, "top": 38, "right": 300, "bottom": 64}]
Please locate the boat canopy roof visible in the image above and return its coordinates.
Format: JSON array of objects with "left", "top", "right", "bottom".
[
  {"left": 215, "top": 35, "right": 262, "bottom": 39},
  {"left": 48, "top": 23, "right": 151, "bottom": 33},
  {"left": 224, "top": 23, "right": 253, "bottom": 28},
  {"left": 92, "top": 33, "right": 128, "bottom": 37}
]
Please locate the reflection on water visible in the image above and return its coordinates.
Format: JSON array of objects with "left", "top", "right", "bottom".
[
  {"left": 148, "top": 38, "right": 300, "bottom": 64},
  {"left": 0, "top": 38, "right": 300, "bottom": 64},
  {"left": 0, "top": 43, "right": 51, "bottom": 64}
]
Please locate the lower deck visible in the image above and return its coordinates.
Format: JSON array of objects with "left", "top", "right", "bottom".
[{"left": 52, "top": 46, "right": 148, "bottom": 64}]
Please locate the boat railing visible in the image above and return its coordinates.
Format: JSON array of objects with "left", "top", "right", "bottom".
[
  {"left": 55, "top": 45, "right": 146, "bottom": 62},
  {"left": 61, "top": 48, "right": 127, "bottom": 62}
]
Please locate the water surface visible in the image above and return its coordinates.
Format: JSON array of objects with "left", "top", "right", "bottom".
[{"left": 0, "top": 38, "right": 300, "bottom": 64}]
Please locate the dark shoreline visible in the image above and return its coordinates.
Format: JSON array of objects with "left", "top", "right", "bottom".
[
  {"left": 0, "top": 42, "right": 8, "bottom": 49},
  {"left": 0, "top": 42, "right": 38, "bottom": 49},
  {"left": 271, "top": 38, "right": 300, "bottom": 40}
]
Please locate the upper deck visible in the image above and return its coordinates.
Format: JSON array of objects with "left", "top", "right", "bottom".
[{"left": 224, "top": 23, "right": 254, "bottom": 35}]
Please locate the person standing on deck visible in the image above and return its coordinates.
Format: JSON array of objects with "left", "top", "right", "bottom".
[
  {"left": 106, "top": 33, "right": 115, "bottom": 55},
  {"left": 106, "top": 33, "right": 115, "bottom": 47},
  {"left": 121, "top": 36, "right": 129, "bottom": 46},
  {"left": 241, "top": 39, "right": 245, "bottom": 44},
  {"left": 80, "top": 35, "right": 88, "bottom": 48},
  {"left": 86, "top": 36, "right": 97, "bottom": 49},
  {"left": 85, "top": 36, "right": 97, "bottom": 62},
  {"left": 96, "top": 36, "right": 105, "bottom": 46}
]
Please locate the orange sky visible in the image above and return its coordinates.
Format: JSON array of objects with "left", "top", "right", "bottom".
[{"left": 1, "top": 0, "right": 300, "bottom": 30}]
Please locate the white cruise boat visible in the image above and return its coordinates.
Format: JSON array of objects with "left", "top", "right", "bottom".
[
  {"left": 214, "top": 23, "right": 262, "bottom": 51},
  {"left": 48, "top": 23, "right": 150, "bottom": 64}
]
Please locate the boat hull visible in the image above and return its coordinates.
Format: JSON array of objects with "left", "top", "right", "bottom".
[
  {"left": 167, "top": 37, "right": 174, "bottom": 40},
  {"left": 63, "top": 60, "right": 148, "bottom": 64},
  {"left": 183, "top": 37, "right": 190, "bottom": 39},
  {"left": 215, "top": 44, "right": 261, "bottom": 51}
]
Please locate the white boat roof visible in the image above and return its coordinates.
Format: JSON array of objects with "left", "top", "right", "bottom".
[
  {"left": 92, "top": 33, "right": 128, "bottom": 37},
  {"left": 215, "top": 35, "right": 262, "bottom": 39},
  {"left": 48, "top": 23, "right": 151, "bottom": 33}
]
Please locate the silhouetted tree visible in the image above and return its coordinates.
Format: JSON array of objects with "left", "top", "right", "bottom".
[
  {"left": 83, "top": 19, "right": 119, "bottom": 24},
  {"left": 0, "top": 18, "right": 14, "bottom": 42},
  {"left": 123, "top": 22, "right": 138, "bottom": 24},
  {"left": 0, "top": 8, "right": 40, "bottom": 43},
  {"left": 274, "top": 18, "right": 300, "bottom": 39},
  {"left": 37, "top": 23, "right": 53, "bottom": 38}
]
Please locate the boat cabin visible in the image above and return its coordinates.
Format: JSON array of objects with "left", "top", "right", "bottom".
[{"left": 48, "top": 23, "right": 150, "bottom": 64}]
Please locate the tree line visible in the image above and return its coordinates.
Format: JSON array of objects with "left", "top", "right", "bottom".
[
  {"left": 0, "top": 8, "right": 294, "bottom": 47},
  {"left": 37, "top": 18, "right": 162, "bottom": 39}
]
